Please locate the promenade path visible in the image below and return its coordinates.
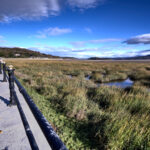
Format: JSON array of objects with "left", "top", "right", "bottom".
[{"left": 0, "top": 74, "right": 51, "bottom": 150}]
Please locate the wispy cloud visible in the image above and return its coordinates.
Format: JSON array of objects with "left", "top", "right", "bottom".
[
  {"left": 85, "top": 27, "right": 92, "bottom": 33},
  {"left": 70, "top": 38, "right": 122, "bottom": 48},
  {"left": 36, "top": 27, "right": 72, "bottom": 38},
  {"left": 29, "top": 46, "right": 105, "bottom": 58},
  {"left": 0, "top": 35, "right": 7, "bottom": 44},
  {"left": 68, "top": 0, "right": 106, "bottom": 10},
  {"left": 0, "top": 0, "right": 106, "bottom": 22},
  {"left": 124, "top": 33, "right": 150, "bottom": 44},
  {"left": 28, "top": 44, "right": 141, "bottom": 58},
  {"left": 70, "top": 41, "right": 86, "bottom": 48},
  {"left": 90, "top": 38, "right": 122, "bottom": 43},
  {"left": 137, "top": 49, "right": 150, "bottom": 56},
  {"left": 0, "top": 0, "right": 61, "bottom": 22}
]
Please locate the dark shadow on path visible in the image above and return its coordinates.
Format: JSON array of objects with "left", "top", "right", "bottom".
[{"left": 0, "top": 96, "right": 10, "bottom": 105}]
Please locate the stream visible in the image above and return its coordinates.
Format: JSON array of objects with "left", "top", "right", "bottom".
[
  {"left": 102, "top": 78, "right": 133, "bottom": 88},
  {"left": 68, "top": 75, "right": 134, "bottom": 88}
]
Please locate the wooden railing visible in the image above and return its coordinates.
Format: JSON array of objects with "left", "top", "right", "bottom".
[{"left": 0, "top": 60, "right": 67, "bottom": 150}]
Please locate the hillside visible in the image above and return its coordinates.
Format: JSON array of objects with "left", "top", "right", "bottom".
[
  {"left": 88, "top": 57, "right": 111, "bottom": 60},
  {"left": 0, "top": 47, "right": 60, "bottom": 58},
  {"left": 120, "top": 55, "right": 150, "bottom": 60},
  {"left": 88, "top": 55, "right": 150, "bottom": 60}
]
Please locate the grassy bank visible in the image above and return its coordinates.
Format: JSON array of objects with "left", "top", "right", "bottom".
[{"left": 6, "top": 59, "right": 150, "bottom": 149}]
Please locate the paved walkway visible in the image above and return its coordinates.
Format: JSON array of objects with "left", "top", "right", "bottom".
[{"left": 0, "top": 74, "right": 51, "bottom": 150}]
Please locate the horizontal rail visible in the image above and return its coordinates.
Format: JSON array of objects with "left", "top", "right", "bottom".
[
  {"left": 14, "top": 76, "right": 67, "bottom": 150},
  {"left": 1, "top": 62, "right": 67, "bottom": 150},
  {"left": 13, "top": 90, "right": 39, "bottom": 150}
]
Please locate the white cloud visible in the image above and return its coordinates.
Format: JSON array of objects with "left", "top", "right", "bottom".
[
  {"left": 46, "top": 27, "right": 72, "bottom": 36},
  {"left": 28, "top": 45, "right": 136, "bottom": 58},
  {"left": 0, "top": 0, "right": 60, "bottom": 22},
  {"left": 124, "top": 33, "right": 150, "bottom": 44},
  {"left": 68, "top": 0, "right": 105, "bottom": 10},
  {"left": 137, "top": 50, "right": 150, "bottom": 56},
  {"left": 36, "top": 27, "right": 72, "bottom": 38},
  {"left": 70, "top": 38, "right": 122, "bottom": 48},
  {"left": 0, "top": 0, "right": 107, "bottom": 22}
]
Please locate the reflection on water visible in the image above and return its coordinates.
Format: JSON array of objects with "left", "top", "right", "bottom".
[
  {"left": 103, "top": 78, "right": 133, "bottom": 88},
  {"left": 68, "top": 74, "right": 134, "bottom": 88},
  {"left": 85, "top": 75, "right": 91, "bottom": 80},
  {"left": 68, "top": 75, "right": 72, "bottom": 78}
]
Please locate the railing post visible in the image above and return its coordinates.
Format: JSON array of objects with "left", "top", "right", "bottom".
[
  {"left": 0, "top": 60, "right": 2, "bottom": 74},
  {"left": 2, "top": 61, "right": 7, "bottom": 82},
  {"left": 8, "top": 65, "right": 16, "bottom": 106}
]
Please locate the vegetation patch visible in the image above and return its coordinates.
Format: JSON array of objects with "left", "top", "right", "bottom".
[{"left": 6, "top": 59, "right": 150, "bottom": 149}]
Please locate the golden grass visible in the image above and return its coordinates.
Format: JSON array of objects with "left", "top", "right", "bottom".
[{"left": 5, "top": 59, "right": 150, "bottom": 149}]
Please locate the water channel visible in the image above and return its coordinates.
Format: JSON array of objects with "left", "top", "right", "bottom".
[
  {"left": 68, "top": 75, "right": 134, "bottom": 88},
  {"left": 103, "top": 78, "right": 133, "bottom": 88}
]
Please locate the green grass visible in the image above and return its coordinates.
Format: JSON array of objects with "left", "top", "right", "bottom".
[{"left": 6, "top": 59, "right": 150, "bottom": 149}]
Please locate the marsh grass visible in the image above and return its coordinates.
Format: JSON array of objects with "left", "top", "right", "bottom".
[{"left": 6, "top": 59, "right": 150, "bottom": 149}]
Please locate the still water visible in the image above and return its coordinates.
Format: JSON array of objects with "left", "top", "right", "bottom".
[
  {"left": 103, "top": 78, "right": 133, "bottom": 88},
  {"left": 69, "top": 75, "right": 134, "bottom": 88}
]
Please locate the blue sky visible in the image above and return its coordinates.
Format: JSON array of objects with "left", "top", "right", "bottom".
[{"left": 0, "top": 0, "right": 150, "bottom": 58}]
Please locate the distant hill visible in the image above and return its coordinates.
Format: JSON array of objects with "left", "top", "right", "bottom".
[
  {"left": 88, "top": 57, "right": 111, "bottom": 60},
  {"left": 0, "top": 47, "right": 60, "bottom": 58},
  {"left": 119, "top": 55, "right": 150, "bottom": 60},
  {"left": 88, "top": 55, "right": 150, "bottom": 60}
]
